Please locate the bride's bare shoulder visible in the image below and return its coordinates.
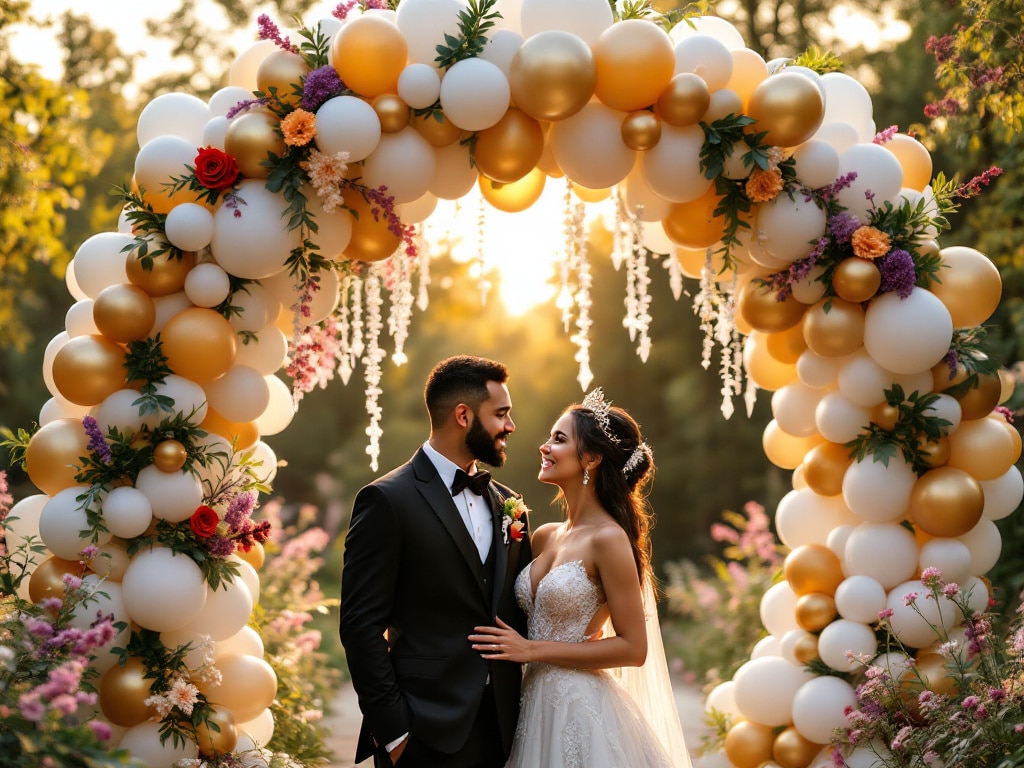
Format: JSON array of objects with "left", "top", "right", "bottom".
[{"left": 529, "top": 522, "right": 560, "bottom": 555}]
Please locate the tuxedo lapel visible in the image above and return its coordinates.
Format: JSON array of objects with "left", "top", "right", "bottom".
[{"left": 487, "top": 485, "right": 509, "bottom": 614}]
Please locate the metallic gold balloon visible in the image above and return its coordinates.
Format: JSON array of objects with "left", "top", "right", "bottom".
[
  {"left": 536, "top": 123, "right": 564, "bottom": 178},
  {"left": 153, "top": 439, "right": 188, "bottom": 473},
  {"left": 831, "top": 257, "right": 881, "bottom": 304},
  {"left": 794, "top": 592, "right": 837, "bottom": 632},
  {"left": 29, "top": 556, "right": 82, "bottom": 603},
  {"left": 802, "top": 298, "right": 864, "bottom": 358},
  {"left": 917, "top": 434, "right": 951, "bottom": 469},
  {"left": 931, "top": 361, "right": 968, "bottom": 394},
  {"left": 784, "top": 544, "right": 845, "bottom": 596},
  {"left": 802, "top": 441, "right": 851, "bottom": 497},
  {"left": 773, "top": 726, "right": 823, "bottom": 768},
  {"left": 571, "top": 183, "right": 611, "bottom": 203},
  {"left": 998, "top": 413, "right": 1023, "bottom": 462},
  {"left": 592, "top": 19, "right": 675, "bottom": 112},
  {"left": 885, "top": 134, "right": 933, "bottom": 191},
  {"left": 412, "top": 112, "right": 463, "bottom": 148},
  {"left": 479, "top": 168, "right": 546, "bottom": 213},
  {"left": 947, "top": 417, "right": 1015, "bottom": 480},
  {"left": 914, "top": 652, "right": 959, "bottom": 696},
  {"left": 25, "top": 418, "right": 90, "bottom": 495},
  {"left": 256, "top": 50, "right": 309, "bottom": 107},
  {"left": 52, "top": 334, "right": 128, "bottom": 407},
  {"left": 201, "top": 408, "right": 259, "bottom": 450},
  {"left": 792, "top": 634, "right": 820, "bottom": 664},
  {"left": 956, "top": 371, "right": 1001, "bottom": 421},
  {"left": 236, "top": 540, "right": 265, "bottom": 570},
  {"left": 746, "top": 72, "right": 825, "bottom": 148},
  {"left": 656, "top": 73, "right": 711, "bottom": 127},
  {"left": 100, "top": 657, "right": 156, "bottom": 727},
  {"left": 739, "top": 281, "right": 806, "bottom": 333},
  {"left": 724, "top": 720, "right": 775, "bottom": 768},
  {"left": 93, "top": 284, "right": 156, "bottom": 343},
  {"left": 195, "top": 704, "right": 239, "bottom": 756},
  {"left": 126, "top": 249, "right": 196, "bottom": 298},
  {"left": 344, "top": 190, "right": 402, "bottom": 262},
  {"left": 662, "top": 186, "right": 727, "bottom": 250},
  {"left": 766, "top": 322, "right": 809, "bottom": 364},
  {"left": 225, "top": 110, "right": 287, "bottom": 180},
  {"left": 929, "top": 247, "right": 1002, "bottom": 328},
  {"left": 620, "top": 110, "right": 662, "bottom": 151},
  {"left": 998, "top": 368, "right": 1016, "bottom": 404},
  {"left": 161, "top": 308, "right": 237, "bottom": 383},
  {"left": 330, "top": 14, "right": 407, "bottom": 98},
  {"left": 908, "top": 467, "right": 984, "bottom": 537},
  {"left": 372, "top": 94, "right": 411, "bottom": 134},
  {"left": 474, "top": 108, "right": 545, "bottom": 184},
  {"left": 870, "top": 402, "right": 900, "bottom": 432},
  {"left": 509, "top": 30, "right": 596, "bottom": 121}
]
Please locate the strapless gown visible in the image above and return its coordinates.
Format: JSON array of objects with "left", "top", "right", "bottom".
[{"left": 505, "top": 559, "right": 676, "bottom": 768}]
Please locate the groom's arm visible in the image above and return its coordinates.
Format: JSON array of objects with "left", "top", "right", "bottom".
[{"left": 339, "top": 484, "right": 411, "bottom": 747}]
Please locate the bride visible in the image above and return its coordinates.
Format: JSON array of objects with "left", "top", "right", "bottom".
[{"left": 469, "top": 388, "right": 690, "bottom": 768}]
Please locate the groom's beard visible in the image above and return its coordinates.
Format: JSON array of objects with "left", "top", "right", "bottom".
[{"left": 466, "top": 414, "right": 509, "bottom": 468}]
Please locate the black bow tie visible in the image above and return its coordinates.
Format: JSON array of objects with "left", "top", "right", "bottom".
[{"left": 451, "top": 469, "right": 491, "bottom": 496}]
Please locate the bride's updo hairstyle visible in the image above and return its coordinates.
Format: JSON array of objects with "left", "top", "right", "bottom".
[{"left": 568, "top": 390, "right": 655, "bottom": 585}]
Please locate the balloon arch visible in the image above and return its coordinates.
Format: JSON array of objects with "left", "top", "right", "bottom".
[{"left": 9, "top": 1, "right": 1020, "bottom": 766}]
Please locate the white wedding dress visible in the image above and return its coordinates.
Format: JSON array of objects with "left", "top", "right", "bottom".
[{"left": 506, "top": 559, "right": 688, "bottom": 768}]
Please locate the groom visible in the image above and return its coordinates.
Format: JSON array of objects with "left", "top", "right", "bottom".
[{"left": 340, "top": 355, "right": 532, "bottom": 767}]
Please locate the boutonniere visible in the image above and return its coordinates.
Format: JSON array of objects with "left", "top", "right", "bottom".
[{"left": 500, "top": 498, "right": 528, "bottom": 545}]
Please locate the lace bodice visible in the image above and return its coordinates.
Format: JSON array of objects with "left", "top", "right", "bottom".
[{"left": 515, "top": 559, "right": 605, "bottom": 644}]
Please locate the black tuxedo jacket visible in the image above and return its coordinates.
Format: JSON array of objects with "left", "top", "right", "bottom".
[{"left": 339, "top": 447, "right": 532, "bottom": 762}]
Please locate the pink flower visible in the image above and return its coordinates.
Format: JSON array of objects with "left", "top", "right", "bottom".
[
  {"left": 920, "top": 567, "right": 942, "bottom": 587},
  {"left": 88, "top": 720, "right": 112, "bottom": 741}
]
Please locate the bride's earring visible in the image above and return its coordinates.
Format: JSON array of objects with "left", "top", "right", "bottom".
[{"left": 583, "top": 468, "right": 590, "bottom": 486}]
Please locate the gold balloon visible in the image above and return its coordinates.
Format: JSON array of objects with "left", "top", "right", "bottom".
[
  {"left": 884, "top": 134, "right": 933, "bottom": 192},
  {"left": 956, "top": 371, "right": 1002, "bottom": 421},
  {"left": 746, "top": 333, "right": 798, "bottom": 391},
  {"left": 738, "top": 280, "right": 806, "bottom": 333},
  {"left": 195, "top": 704, "right": 239, "bottom": 756},
  {"left": 802, "top": 441, "right": 851, "bottom": 497},
  {"left": 929, "top": 247, "right": 1002, "bottom": 328},
  {"left": 784, "top": 544, "right": 845, "bottom": 596},
  {"left": 792, "top": 634, "right": 820, "bottom": 664},
  {"left": 662, "top": 185, "right": 727, "bottom": 250},
  {"left": 412, "top": 111, "right": 463, "bottom": 148},
  {"left": 475, "top": 108, "right": 545, "bottom": 184},
  {"left": 913, "top": 651, "right": 959, "bottom": 696},
  {"left": 724, "top": 720, "right": 775, "bottom": 768},
  {"left": 917, "top": 434, "right": 951, "bottom": 469},
  {"left": 746, "top": 72, "right": 824, "bottom": 148},
  {"left": 831, "top": 257, "right": 881, "bottom": 304},
  {"left": 93, "top": 284, "right": 156, "bottom": 343},
  {"left": 773, "top": 726, "right": 823, "bottom": 768},
  {"left": 479, "top": 168, "right": 546, "bottom": 213},
  {"left": 766, "top": 323, "right": 808, "bottom": 364},
  {"left": 330, "top": 14, "right": 407, "bottom": 98},
  {"left": 153, "top": 439, "right": 188, "bottom": 473},
  {"left": 236, "top": 540, "right": 265, "bottom": 570},
  {"left": 256, "top": 49, "right": 309, "bottom": 107},
  {"left": 126, "top": 248, "right": 196, "bottom": 298},
  {"left": 25, "top": 418, "right": 90, "bottom": 495},
  {"left": 998, "top": 368, "right": 1016, "bottom": 404},
  {"left": 344, "top": 190, "right": 402, "bottom": 261},
  {"left": 996, "top": 413, "right": 1023, "bottom": 462},
  {"left": 29, "top": 556, "right": 83, "bottom": 603},
  {"left": 802, "top": 298, "right": 864, "bottom": 358},
  {"left": 52, "top": 334, "right": 128, "bottom": 407},
  {"left": 201, "top": 408, "right": 259, "bottom": 450},
  {"left": 88, "top": 542, "right": 130, "bottom": 581},
  {"left": 509, "top": 30, "right": 596, "bottom": 121},
  {"left": 592, "top": 18, "right": 675, "bottom": 112},
  {"left": 931, "top": 360, "right": 969, "bottom": 394},
  {"left": 224, "top": 110, "right": 287, "bottom": 180},
  {"left": 946, "top": 416, "right": 1014, "bottom": 480},
  {"left": 161, "top": 308, "right": 237, "bottom": 383},
  {"left": 656, "top": 73, "right": 711, "bottom": 127},
  {"left": 621, "top": 110, "right": 662, "bottom": 151},
  {"left": 794, "top": 592, "right": 837, "bottom": 632},
  {"left": 372, "top": 94, "right": 411, "bottom": 134},
  {"left": 763, "top": 420, "right": 822, "bottom": 470},
  {"left": 870, "top": 402, "right": 900, "bottom": 432},
  {"left": 571, "top": 183, "right": 611, "bottom": 203},
  {"left": 908, "top": 467, "right": 984, "bottom": 538},
  {"left": 676, "top": 246, "right": 728, "bottom": 280},
  {"left": 100, "top": 657, "right": 156, "bottom": 727}
]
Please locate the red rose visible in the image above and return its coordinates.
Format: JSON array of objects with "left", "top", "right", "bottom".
[
  {"left": 190, "top": 505, "right": 220, "bottom": 538},
  {"left": 193, "top": 147, "right": 240, "bottom": 190}
]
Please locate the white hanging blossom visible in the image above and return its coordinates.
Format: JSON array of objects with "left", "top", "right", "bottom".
[
  {"left": 415, "top": 226, "right": 431, "bottom": 312},
  {"left": 558, "top": 181, "right": 578, "bottom": 333},
  {"left": 362, "top": 267, "right": 386, "bottom": 472},
  {"left": 665, "top": 246, "right": 684, "bottom": 301},
  {"left": 570, "top": 201, "right": 594, "bottom": 391},
  {"left": 694, "top": 253, "right": 718, "bottom": 371},
  {"left": 475, "top": 195, "right": 491, "bottom": 305},
  {"left": 337, "top": 275, "right": 355, "bottom": 386},
  {"left": 610, "top": 186, "right": 631, "bottom": 271},
  {"left": 387, "top": 252, "right": 414, "bottom": 366}
]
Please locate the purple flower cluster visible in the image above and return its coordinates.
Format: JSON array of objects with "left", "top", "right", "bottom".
[
  {"left": 81, "top": 416, "right": 112, "bottom": 465},
  {"left": 18, "top": 659, "right": 95, "bottom": 723},
  {"left": 925, "top": 96, "right": 962, "bottom": 118},
  {"left": 828, "top": 212, "right": 860, "bottom": 244},
  {"left": 879, "top": 249, "right": 916, "bottom": 298},
  {"left": 302, "top": 65, "right": 346, "bottom": 111},
  {"left": 873, "top": 125, "right": 899, "bottom": 144},
  {"left": 226, "top": 97, "right": 267, "bottom": 119},
  {"left": 257, "top": 13, "right": 297, "bottom": 53},
  {"left": 818, "top": 171, "right": 859, "bottom": 201},
  {"left": 955, "top": 166, "right": 1003, "bottom": 199},
  {"left": 224, "top": 490, "right": 257, "bottom": 531},
  {"left": 333, "top": 0, "right": 390, "bottom": 20},
  {"left": 926, "top": 34, "right": 957, "bottom": 64}
]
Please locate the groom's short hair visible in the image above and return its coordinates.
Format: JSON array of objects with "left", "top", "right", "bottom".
[{"left": 425, "top": 355, "right": 509, "bottom": 428}]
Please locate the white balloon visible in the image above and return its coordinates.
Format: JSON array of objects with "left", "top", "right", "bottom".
[
  {"left": 789, "top": 265, "right": 828, "bottom": 305},
  {"left": 239, "top": 709, "right": 276, "bottom": 747},
  {"left": 885, "top": 579, "right": 958, "bottom": 648},
  {"left": 827, "top": 524, "right": 855, "bottom": 570},
  {"left": 235, "top": 325, "right": 289, "bottom": 375},
  {"left": 757, "top": 193, "right": 827, "bottom": 263},
  {"left": 813, "top": 121, "right": 860, "bottom": 154},
  {"left": 94, "top": 389, "right": 153, "bottom": 436},
  {"left": 164, "top": 203, "right": 215, "bottom": 252},
  {"left": 776, "top": 489, "right": 859, "bottom": 549},
  {"left": 836, "top": 142, "right": 904, "bottom": 221},
  {"left": 864, "top": 289, "right": 953, "bottom": 375},
  {"left": 835, "top": 575, "right": 887, "bottom": 624},
  {"left": 121, "top": 720, "right": 199, "bottom": 766},
  {"left": 228, "top": 282, "right": 276, "bottom": 333},
  {"left": 217, "top": 625, "right": 265, "bottom": 659},
  {"left": 122, "top": 548, "right": 208, "bottom": 633},
  {"left": 255, "top": 375, "right": 296, "bottom": 436},
  {"left": 838, "top": 352, "right": 893, "bottom": 407},
  {"left": 153, "top": 374, "right": 209, "bottom": 424},
  {"left": 88, "top": 542, "right": 130, "bottom": 582},
  {"left": 790, "top": 139, "right": 840, "bottom": 191},
  {"left": 39, "top": 486, "right": 112, "bottom": 560},
  {"left": 891, "top": 368, "right": 934, "bottom": 398},
  {"left": 980, "top": 465, "right": 1023, "bottom": 521},
  {"left": 778, "top": 628, "right": 812, "bottom": 664},
  {"left": 842, "top": 453, "right": 917, "bottom": 523},
  {"left": 71, "top": 233, "right": 133, "bottom": 300},
  {"left": 771, "top": 381, "right": 825, "bottom": 437},
  {"left": 397, "top": 63, "right": 442, "bottom": 109},
  {"left": 623, "top": 160, "right": 673, "bottom": 222},
  {"left": 306, "top": 266, "right": 340, "bottom": 324},
  {"left": 820, "top": 73, "right": 873, "bottom": 129},
  {"left": 184, "top": 263, "right": 231, "bottom": 308},
  {"left": 101, "top": 486, "right": 154, "bottom": 539},
  {"left": 640, "top": 124, "right": 708, "bottom": 204},
  {"left": 202, "top": 115, "right": 229, "bottom": 149},
  {"left": 178, "top": 572, "right": 253, "bottom": 641},
  {"left": 672, "top": 15, "right": 746, "bottom": 50},
  {"left": 3, "top": 495, "right": 48, "bottom": 557},
  {"left": 431, "top": 141, "right": 479, "bottom": 200},
  {"left": 791, "top": 675, "right": 858, "bottom": 744},
  {"left": 395, "top": 0, "right": 465, "bottom": 69},
  {"left": 314, "top": 95, "right": 382, "bottom": 162},
  {"left": 639, "top": 222, "right": 675, "bottom": 255},
  {"left": 307, "top": 194, "right": 353, "bottom": 260},
  {"left": 815, "top": 390, "right": 870, "bottom": 444},
  {"left": 137, "top": 92, "right": 210, "bottom": 147},
  {"left": 43, "top": 331, "right": 69, "bottom": 398},
  {"left": 134, "top": 135, "right": 197, "bottom": 202},
  {"left": 752, "top": 634, "right": 782, "bottom": 658},
  {"left": 208, "top": 86, "right": 255, "bottom": 118},
  {"left": 479, "top": 29, "right": 524, "bottom": 78},
  {"left": 958, "top": 518, "right": 1001, "bottom": 576},
  {"left": 960, "top": 575, "right": 991, "bottom": 615},
  {"left": 869, "top": 650, "right": 912, "bottom": 681},
  {"left": 230, "top": 555, "right": 262, "bottom": 604},
  {"left": 760, "top": 580, "right": 800, "bottom": 638},
  {"left": 817, "top": 619, "right": 877, "bottom": 672},
  {"left": 439, "top": 58, "right": 510, "bottom": 132},
  {"left": 797, "top": 349, "right": 844, "bottom": 389},
  {"left": 65, "top": 260, "right": 88, "bottom": 301},
  {"left": 673, "top": 34, "right": 733, "bottom": 90},
  {"left": 229, "top": 40, "right": 277, "bottom": 90},
  {"left": 39, "top": 396, "right": 90, "bottom": 426},
  {"left": 705, "top": 681, "right": 743, "bottom": 721},
  {"left": 134, "top": 465, "right": 204, "bottom": 523},
  {"left": 204, "top": 365, "right": 271, "bottom": 424},
  {"left": 72, "top": 575, "right": 130, "bottom": 673},
  {"left": 150, "top": 292, "right": 193, "bottom": 335},
  {"left": 210, "top": 180, "right": 301, "bottom": 280},
  {"left": 66, "top": 300, "right": 99, "bottom": 337},
  {"left": 398, "top": 193, "right": 439, "bottom": 225},
  {"left": 924, "top": 392, "right": 961, "bottom": 435},
  {"left": 918, "top": 538, "right": 972, "bottom": 586},
  {"left": 732, "top": 656, "right": 809, "bottom": 726},
  {"left": 844, "top": 522, "right": 918, "bottom": 589},
  {"left": 520, "top": 0, "right": 614, "bottom": 45},
  {"left": 549, "top": 102, "right": 637, "bottom": 190},
  {"left": 362, "top": 127, "right": 438, "bottom": 203}
]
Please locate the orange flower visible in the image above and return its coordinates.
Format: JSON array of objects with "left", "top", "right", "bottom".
[
  {"left": 851, "top": 225, "right": 891, "bottom": 260},
  {"left": 746, "top": 167, "right": 784, "bottom": 203},
  {"left": 281, "top": 108, "right": 317, "bottom": 147}
]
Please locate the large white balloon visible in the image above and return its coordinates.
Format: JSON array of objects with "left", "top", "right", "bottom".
[
  {"left": 397, "top": 63, "right": 442, "bottom": 109},
  {"left": 791, "top": 675, "right": 858, "bottom": 744},
  {"left": 834, "top": 575, "right": 887, "bottom": 624},
  {"left": 640, "top": 124, "right": 708, "bottom": 204},
  {"left": 120, "top": 720, "right": 199, "bottom": 766},
  {"left": 771, "top": 382, "right": 825, "bottom": 438},
  {"left": 121, "top": 548, "right": 208, "bottom": 633},
  {"left": 673, "top": 34, "right": 733, "bottom": 90},
  {"left": 395, "top": 0, "right": 465, "bottom": 69},
  {"left": 184, "top": 262, "right": 232, "bottom": 308},
  {"left": 314, "top": 95, "right": 382, "bottom": 161},
  {"left": 551, "top": 102, "right": 636, "bottom": 190},
  {"left": 817, "top": 619, "right": 877, "bottom": 672},
  {"left": 204, "top": 365, "right": 271, "bottom": 424},
  {"left": 958, "top": 518, "right": 1002, "bottom": 576},
  {"left": 255, "top": 375, "right": 296, "bottom": 436},
  {"left": 177, "top": 572, "right": 253, "bottom": 641},
  {"left": 153, "top": 374, "right": 209, "bottom": 424},
  {"left": 134, "top": 465, "right": 204, "bottom": 523},
  {"left": 760, "top": 580, "right": 800, "bottom": 637},
  {"left": 3, "top": 495, "right": 48, "bottom": 559},
  {"left": 843, "top": 521, "right": 918, "bottom": 589},
  {"left": 842, "top": 454, "right": 917, "bottom": 523},
  {"left": 838, "top": 352, "right": 893, "bottom": 407},
  {"left": 71, "top": 233, "right": 133, "bottom": 300},
  {"left": 164, "top": 202, "right": 215, "bottom": 252},
  {"left": 210, "top": 180, "right": 301, "bottom": 279},
  {"left": 835, "top": 142, "right": 904, "bottom": 221},
  {"left": 66, "top": 300, "right": 99, "bottom": 338},
  {"left": 137, "top": 92, "right": 210, "bottom": 148},
  {"left": 776, "top": 489, "right": 859, "bottom": 549},
  {"left": 234, "top": 325, "right": 289, "bottom": 375},
  {"left": 980, "top": 466, "right": 1023, "bottom": 521},
  {"left": 732, "top": 656, "right": 809, "bottom": 726},
  {"left": 134, "top": 135, "right": 197, "bottom": 201},
  {"left": 918, "top": 538, "right": 972, "bottom": 586},
  {"left": 885, "top": 579, "right": 958, "bottom": 648},
  {"left": 520, "top": 0, "right": 614, "bottom": 45},
  {"left": 101, "top": 486, "right": 154, "bottom": 539},
  {"left": 479, "top": 28, "right": 524, "bottom": 78},
  {"left": 863, "top": 289, "right": 953, "bottom": 375},
  {"left": 815, "top": 391, "right": 870, "bottom": 444},
  {"left": 361, "top": 127, "right": 438, "bottom": 203},
  {"left": 39, "top": 486, "right": 113, "bottom": 560},
  {"left": 756, "top": 192, "right": 828, "bottom": 263},
  {"left": 439, "top": 58, "right": 511, "bottom": 132}
]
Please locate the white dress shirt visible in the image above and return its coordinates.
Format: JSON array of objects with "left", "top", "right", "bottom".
[{"left": 422, "top": 441, "right": 493, "bottom": 561}]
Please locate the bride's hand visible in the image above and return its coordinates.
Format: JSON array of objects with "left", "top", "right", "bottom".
[{"left": 469, "top": 617, "right": 534, "bottom": 663}]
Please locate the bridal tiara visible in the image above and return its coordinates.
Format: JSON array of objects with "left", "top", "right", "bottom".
[{"left": 580, "top": 387, "right": 650, "bottom": 476}]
